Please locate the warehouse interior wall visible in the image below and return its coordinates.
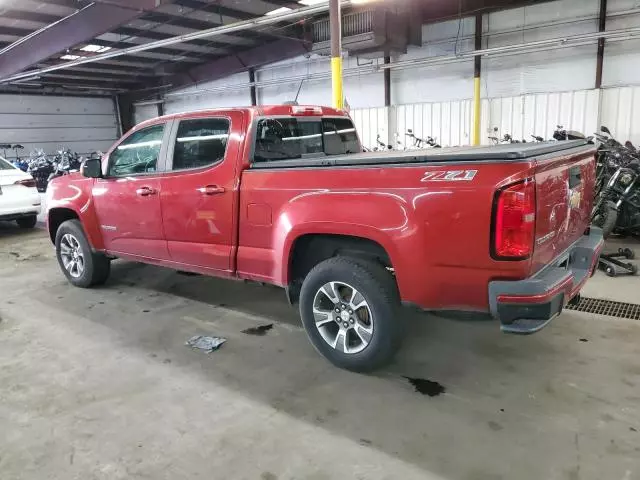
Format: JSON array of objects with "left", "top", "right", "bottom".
[
  {"left": 0, "top": 94, "right": 118, "bottom": 160},
  {"left": 138, "top": 0, "right": 640, "bottom": 146}
]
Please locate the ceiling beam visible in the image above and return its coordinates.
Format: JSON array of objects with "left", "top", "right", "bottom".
[
  {"left": 0, "top": 10, "right": 63, "bottom": 24},
  {"left": 111, "top": 26, "right": 233, "bottom": 50},
  {"left": 163, "top": 0, "right": 256, "bottom": 20},
  {"left": 91, "top": 0, "right": 162, "bottom": 9},
  {"left": 165, "top": 37, "right": 310, "bottom": 92},
  {"left": 0, "top": 2, "right": 160, "bottom": 80},
  {"left": 31, "top": 0, "right": 91, "bottom": 8},
  {"left": 136, "top": 11, "right": 282, "bottom": 43}
]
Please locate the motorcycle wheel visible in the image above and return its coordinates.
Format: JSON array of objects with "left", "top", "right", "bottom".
[{"left": 592, "top": 200, "right": 618, "bottom": 239}]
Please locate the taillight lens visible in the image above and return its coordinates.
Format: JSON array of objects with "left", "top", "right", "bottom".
[
  {"left": 492, "top": 180, "right": 536, "bottom": 260},
  {"left": 14, "top": 178, "right": 37, "bottom": 188}
]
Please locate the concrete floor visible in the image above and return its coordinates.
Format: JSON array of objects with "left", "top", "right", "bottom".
[{"left": 1, "top": 225, "right": 639, "bottom": 480}]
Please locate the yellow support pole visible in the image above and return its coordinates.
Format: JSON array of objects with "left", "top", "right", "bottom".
[
  {"left": 472, "top": 14, "right": 483, "bottom": 146},
  {"left": 331, "top": 56, "right": 344, "bottom": 110},
  {"left": 472, "top": 76, "right": 481, "bottom": 146},
  {"left": 330, "top": 0, "right": 344, "bottom": 110}
]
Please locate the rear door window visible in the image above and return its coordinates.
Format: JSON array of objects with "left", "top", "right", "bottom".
[
  {"left": 322, "top": 117, "right": 360, "bottom": 155},
  {"left": 171, "top": 118, "right": 230, "bottom": 170},
  {"left": 253, "top": 117, "right": 359, "bottom": 162}
]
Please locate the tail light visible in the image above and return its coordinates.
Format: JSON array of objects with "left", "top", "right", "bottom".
[
  {"left": 492, "top": 179, "right": 536, "bottom": 260},
  {"left": 14, "top": 178, "right": 37, "bottom": 188}
]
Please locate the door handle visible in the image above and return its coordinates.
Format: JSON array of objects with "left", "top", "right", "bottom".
[
  {"left": 136, "top": 186, "right": 157, "bottom": 197},
  {"left": 197, "top": 185, "right": 225, "bottom": 195}
]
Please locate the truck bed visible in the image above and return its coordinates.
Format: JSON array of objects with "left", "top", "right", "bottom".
[{"left": 250, "top": 140, "right": 590, "bottom": 169}]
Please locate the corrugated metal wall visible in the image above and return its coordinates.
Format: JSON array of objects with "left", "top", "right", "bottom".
[
  {"left": 353, "top": 89, "right": 603, "bottom": 149},
  {"left": 601, "top": 86, "right": 640, "bottom": 144},
  {"left": 0, "top": 94, "right": 118, "bottom": 160}
]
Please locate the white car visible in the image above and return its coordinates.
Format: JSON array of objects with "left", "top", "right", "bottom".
[{"left": 0, "top": 156, "right": 41, "bottom": 228}]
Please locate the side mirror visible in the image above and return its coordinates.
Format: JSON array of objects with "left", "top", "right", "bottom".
[
  {"left": 601, "top": 126, "right": 611, "bottom": 135},
  {"left": 82, "top": 157, "right": 102, "bottom": 178}
]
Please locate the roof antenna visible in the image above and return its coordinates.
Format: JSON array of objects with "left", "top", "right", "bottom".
[{"left": 283, "top": 79, "right": 304, "bottom": 106}]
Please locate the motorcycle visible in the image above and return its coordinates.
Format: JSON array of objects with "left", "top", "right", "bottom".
[
  {"left": 8, "top": 144, "right": 28, "bottom": 171},
  {"left": 48, "top": 148, "right": 82, "bottom": 183},
  {"left": 405, "top": 129, "right": 441, "bottom": 149},
  {"left": 553, "top": 125, "right": 586, "bottom": 141},
  {"left": 373, "top": 134, "right": 392, "bottom": 151},
  {"left": 27, "top": 149, "right": 54, "bottom": 192},
  {"left": 591, "top": 126, "right": 640, "bottom": 238}
]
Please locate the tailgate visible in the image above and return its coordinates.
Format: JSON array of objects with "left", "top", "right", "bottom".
[{"left": 531, "top": 146, "right": 596, "bottom": 274}]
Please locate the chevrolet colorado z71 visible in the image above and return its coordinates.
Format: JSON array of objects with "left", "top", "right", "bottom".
[{"left": 47, "top": 105, "right": 603, "bottom": 371}]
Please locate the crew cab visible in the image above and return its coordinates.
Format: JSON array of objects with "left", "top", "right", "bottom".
[{"left": 46, "top": 105, "right": 603, "bottom": 371}]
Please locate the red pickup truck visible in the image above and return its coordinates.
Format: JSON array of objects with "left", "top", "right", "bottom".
[{"left": 46, "top": 105, "right": 603, "bottom": 371}]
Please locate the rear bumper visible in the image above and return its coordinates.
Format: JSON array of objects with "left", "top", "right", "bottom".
[
  {"left": 488, "top": 227, "right": 604, "bottom": 334},
  {"left": 0, "top": 208, "right": 40, "bottom": 221}
]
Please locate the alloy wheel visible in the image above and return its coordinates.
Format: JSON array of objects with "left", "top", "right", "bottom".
[
  {"left": 60, "top": 233, "right": 85, "bottom": 278},
  {"left": 312, "top": 281, "right": 374, "bottom": 354}
]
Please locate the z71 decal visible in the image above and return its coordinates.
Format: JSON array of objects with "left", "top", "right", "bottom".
[{"left": 421, "top": 170, "right": 478, "bottom": 182}]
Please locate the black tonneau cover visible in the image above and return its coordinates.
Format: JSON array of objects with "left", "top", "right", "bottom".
[{"left": 250, "top": 140, "right": 590, "bottom": 169}]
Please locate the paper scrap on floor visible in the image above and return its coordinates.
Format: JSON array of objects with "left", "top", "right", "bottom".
[{"left": 186, "top": 335, "right": 226, "bottom": 353}]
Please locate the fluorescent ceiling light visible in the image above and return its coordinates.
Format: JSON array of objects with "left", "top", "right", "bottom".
[
  {"left": 265, "top": 1, "right": 326, "bottom": 16},
  {"left": 80, "top": 44, "right": 112, "bottom": 53},
  {"left": 60, "top": 54, "right": 83, "bottom": 60},
  {"left": 266, "top": 7, "right": 292, "bottom": 15}
]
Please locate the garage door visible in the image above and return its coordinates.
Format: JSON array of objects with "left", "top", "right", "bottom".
[{"left": 0, "top": 94, "right": 119, "bottom": 160}]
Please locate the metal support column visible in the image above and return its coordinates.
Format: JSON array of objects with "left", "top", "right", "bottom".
[
  {"left": 595, "top": 0, "right": 607, "bottom": 89},
  {"left": 116, "top": 94, "right": 134, "bottom": 134},
  {"left": 384, "top": 56, "right": 391, "bottom": 107},
  {"left": 472, "top": 14, "right": 482, "bottom": 146},
  {"left": 249, "top": 68, "right": 257, "bottom": 106},
  {"left": 156, "top": 95, "right": 164, "bottom": 117},
  {"left": 330, "top": 0, "right": 344, "bottom": 109}
]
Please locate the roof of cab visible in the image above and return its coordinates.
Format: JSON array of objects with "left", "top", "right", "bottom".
[{"left": 135, "top": 105, "right": 349, "bottom": 131}]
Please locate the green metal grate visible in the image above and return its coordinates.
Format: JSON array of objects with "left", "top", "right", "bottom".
[{"left": 566, "top": 297, "right": 640, "bottom": 320}]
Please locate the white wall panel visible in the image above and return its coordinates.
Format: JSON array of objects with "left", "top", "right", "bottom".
[
  {"left": 394, "top": 100, "right": 472, "bottom": 147},
  {"left": 352, "top": 89, "right": 602, "bottom": 148},
  {"left": 350, "top": 107, "right": 388, "bottom": 150},
  {"left": 484, "top": 89, "right": 600, "bottom": 143},
  {"left": 601, "top": 86, "right": 640, "bottom": 145},
  {"left": 164, "top": 72, "right": 252, "bottom": 115},
  {"left": 0, "top": 94, "right": 118, "bottom": 160}
]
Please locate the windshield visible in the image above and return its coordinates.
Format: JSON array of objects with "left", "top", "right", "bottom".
[
  {"left": 0, "top": 156, "right": 16, "bottom": 170},
  {"left": 254, "top": 117, "right": 360, "bottom": 163}
]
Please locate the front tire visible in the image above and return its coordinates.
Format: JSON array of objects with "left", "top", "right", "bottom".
[
  {"left": 16, "top": 215, "right": 37, "bottom": 229},
  {"left": 299, "top": 257, "right": 402, "bottom": 372},
  {"left": 55, "top": 219, "right": 111, "bottom": 288}
]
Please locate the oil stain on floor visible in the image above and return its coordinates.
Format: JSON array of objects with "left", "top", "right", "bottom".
[
  {"left": 242, "top": 324, "right": 274, "bottom": 336},
  {"left": 404, "top": 376, "right": 446, "bottom": 397}
]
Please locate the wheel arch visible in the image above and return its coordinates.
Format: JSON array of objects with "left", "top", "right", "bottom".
[
  {"left": 284, "top": 230, "right": 398, "bottom": 304},
  {"left": 48, "top": 207, "right": 79, "bottom": 244},
  {"left": 48, "top": 206, "right": 105, "bottom": 251}
]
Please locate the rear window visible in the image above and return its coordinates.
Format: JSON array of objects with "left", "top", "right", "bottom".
[
  {"left": 0, "top": 157, "right": 15, "bottom": 170},
  {"left": 253, "top": 117, "right": 360, "bottom": 162}
]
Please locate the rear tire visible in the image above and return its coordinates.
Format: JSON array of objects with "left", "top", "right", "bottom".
[
  {"left": 299, "top": 257, "right": 402, "bottom": 372},
  {"left": 55, "top": 219, "right": 111, "bottom": 288},
  {"left": 592, "top": 200, "right": 618, "bottom": 239},
  {"left": 16, "top": 215, "right": 37, "bottom": 229}
]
